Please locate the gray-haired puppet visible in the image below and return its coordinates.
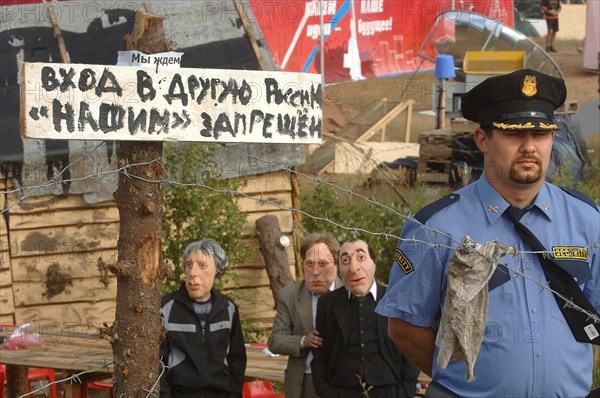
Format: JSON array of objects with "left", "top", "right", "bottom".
[{"left": 160, "top": 238, "right": 247, "bottom": 398}]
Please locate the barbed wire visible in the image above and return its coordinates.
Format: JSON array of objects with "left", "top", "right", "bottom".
[
  {"left": 14, "top": 358, "right": 165, "bottom": 397},
  {"left": 1, "top": 144, "right": 599, "bottom": 325},
  {"left": 122, "top": 164, "right": 600, "bottom": 326},
  {"left": 143, "top": 359, "right": 166, "bottom": 397},
  {"left": 1, "top": 144, "right": 598, "bottom": 265},
  {"left": 17, "top": 361, "right": 114, "bottom": 398}
]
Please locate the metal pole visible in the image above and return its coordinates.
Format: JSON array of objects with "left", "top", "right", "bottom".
[
  {"left": 319, "top": 0, "right": 325, "bottom": 86},
  {"left": 436, "top": 78, "right": 446, "bottom": 129}
]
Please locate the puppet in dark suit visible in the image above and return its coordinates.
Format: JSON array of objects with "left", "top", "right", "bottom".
[{"left": 311, "top": 239, "right": 419, "bottom": 398}]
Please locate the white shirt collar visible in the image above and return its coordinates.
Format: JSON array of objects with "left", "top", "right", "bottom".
[{"left": 328, "top": 281, "right": 336, "bottom": 292}]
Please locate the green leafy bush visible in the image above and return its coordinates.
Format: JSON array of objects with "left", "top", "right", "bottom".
[{"left": 161, "top": 142, "right": 247, "bottom": 294}]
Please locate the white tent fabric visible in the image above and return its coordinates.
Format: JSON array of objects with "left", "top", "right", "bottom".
[{"left": 583, "top": 0, "right": 599, "bottom": 71}]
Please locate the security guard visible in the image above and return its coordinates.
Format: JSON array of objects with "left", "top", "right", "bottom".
[{"left": 375, "top": 69, "right": 600, "bottom": 397}]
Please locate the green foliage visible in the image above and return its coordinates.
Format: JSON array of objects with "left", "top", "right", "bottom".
[
  {"left": 300, "top": 179, "right": 450, "bottom": 283},
  {"left": 161, "top": 142, "right": 247, "bottom": 294},
  {"left": 241, "top": 321, "right": 269, "bottom": 343},
  {"left": 577, "top": 158, "right": 600, "bottom": 204},
  {"left": 271, "top": 381, "right": 285, "bottom": 394},
  {"left": 548, "top": 155, "right": 600, "bottom": 203},
  {"left": 547, "top": 156, "right": 578, "bottom": 189}
]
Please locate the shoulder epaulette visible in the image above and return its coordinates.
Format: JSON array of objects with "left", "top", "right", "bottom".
[
  {"left": 414, "top": 193, "right": 460, "bottom": 224},
  {"left": 560, "top": 187, "right": 599, "bottom": 212}
]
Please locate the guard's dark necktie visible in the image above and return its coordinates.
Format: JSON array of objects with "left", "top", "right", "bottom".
[{"left": 504, "top": 206, "right": 599, "bottom": 345}]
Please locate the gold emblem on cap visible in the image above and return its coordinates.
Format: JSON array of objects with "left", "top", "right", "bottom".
[{"left": 522, "top": 75, "right": 537, "bottom": 97}]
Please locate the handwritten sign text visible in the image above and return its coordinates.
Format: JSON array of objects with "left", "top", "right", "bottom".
[{"left": 21, "top": 63, "right": 323, "bottom": 144}]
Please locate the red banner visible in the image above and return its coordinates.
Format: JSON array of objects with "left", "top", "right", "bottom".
[{"left": 254, "top": 0, "right": 514, "bottom": 82}]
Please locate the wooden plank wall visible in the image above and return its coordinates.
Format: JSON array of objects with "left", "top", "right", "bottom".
[
  {"left": 228, "top": 169, "right": 296, "bottom": 323},
  {"left": 7, "top": 192, "right": 118, "bottom": 328},
  {"left": 0, "top": 178, "right": 16, "bottom": 324},
  {"left": 0, "top": 170, "right": 295, "bottom": 329}
]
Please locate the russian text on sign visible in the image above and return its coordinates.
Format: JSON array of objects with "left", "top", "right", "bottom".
[{"left": 21, "top": 62, "right": 322, "bottom": 144}]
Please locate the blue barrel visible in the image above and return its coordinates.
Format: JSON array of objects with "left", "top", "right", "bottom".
[{"left": 435, "top": 54, "right": 456, "bottom": 79}]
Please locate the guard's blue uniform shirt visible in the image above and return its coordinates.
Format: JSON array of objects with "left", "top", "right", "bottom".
[{"left": 376, "top": 176, "right": 600, "bottom": 397}]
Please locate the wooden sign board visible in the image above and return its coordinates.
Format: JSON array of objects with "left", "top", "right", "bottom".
[{"left": 20, "top": 62, "right": 323, "bottom": 144}]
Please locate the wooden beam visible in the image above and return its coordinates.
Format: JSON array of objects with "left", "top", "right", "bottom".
[
  {"left": 355, "top": 99, "right": 415, "bottom": 143},
  {"left": 48, "top": 5, "right": 70, "bottom": 63},
  {"left": 255, "top": 215, "right": 294, "bottom": 307},
  {"left": 405, "top": 100, "right": 413, "bottom": 143},
  {"left": 233, "top": 0, "right": 277, "bottom": 71}
]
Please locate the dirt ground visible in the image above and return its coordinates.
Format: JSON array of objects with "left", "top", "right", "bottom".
[{"left": 323, "top": 43, "right": 598, "bottom": 142}]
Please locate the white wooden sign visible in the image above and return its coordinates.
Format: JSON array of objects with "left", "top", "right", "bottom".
[{"left": 20, "top": 62, "right": 323, "bottom": 144}]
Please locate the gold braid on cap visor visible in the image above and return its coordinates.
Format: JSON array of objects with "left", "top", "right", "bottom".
[{"left": 492, "top": 121, "right": 558, "bottom": 130}]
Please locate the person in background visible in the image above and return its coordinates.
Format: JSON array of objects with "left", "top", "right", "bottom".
[
  {"left": 311, "top": 238, "right": 419, "bottom": 398},
  {"left": 541, "top": 0, "right": 561, "bottom": 52},
  {"left": 376, "top": 69, "right": 599, "bottom": 397},
  {"left": 268, "top": 232, "right": 343, "bottom": 398},
  {"left": 160, "top": 238, "right": 246, "bottom": 398}
]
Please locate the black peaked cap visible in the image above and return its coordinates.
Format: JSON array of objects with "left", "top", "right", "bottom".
[{"left": 461, "top": 68, "right": 567, "bottom": 130}]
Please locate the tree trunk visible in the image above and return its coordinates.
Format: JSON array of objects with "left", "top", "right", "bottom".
[
  {"left": 256, "top": 215, "right": 295, "bottom": 306},
  {"left": 104, "top": 10, "right": 169, "bottom": 397}
]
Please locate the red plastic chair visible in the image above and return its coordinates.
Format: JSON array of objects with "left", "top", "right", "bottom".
[
  {"left": 0, "top": 364, "right": 5, "bottom": 398},
  {"left": 242, "top": 379, "right": 284, "bottom": 398},
  {"left": 27, "top": 368, "right": 57, "bottom": 398},
  {"left": 80, "top": 380, "right": 114, "bottom": 398},
  {"left": 0, "top": 364, "right": 57, "bottom": 398}
]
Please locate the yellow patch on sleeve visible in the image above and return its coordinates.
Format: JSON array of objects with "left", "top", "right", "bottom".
[{"left": 394, "top": 249, "right": 414, "bottom": 274}]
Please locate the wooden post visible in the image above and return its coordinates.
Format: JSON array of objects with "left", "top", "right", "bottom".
[
  {"left": 405, "top": 100, "right": 413, "bottom": 143},
  {"left": 256, "top": 215, "right": 295, "bottom": 305},
  {"left": 436, "top": 79, "right": 446, "bottom": 129},
  {"left": 48, "top": 5, "right": 70, "bottom": 63},
  {"left": 290, "top": 166, "right": 304, "bottom": 279},
  {"left": 233, "top": 0, "right": 277, "bottom": 71},
  {"left": 104, "top": 10, "right": 169, "bottom": 397}
]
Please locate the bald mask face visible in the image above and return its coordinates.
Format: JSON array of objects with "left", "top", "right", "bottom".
[{"left": 339, "top": 240, "right": 376, "bottom": 297}]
